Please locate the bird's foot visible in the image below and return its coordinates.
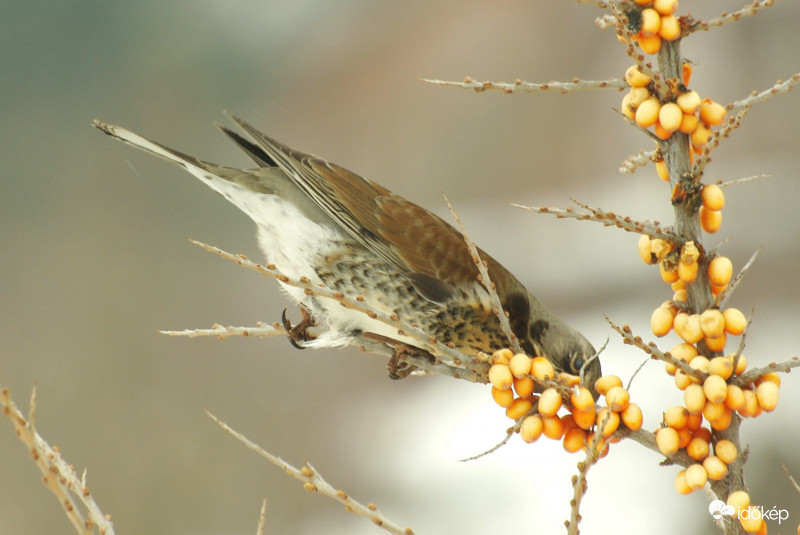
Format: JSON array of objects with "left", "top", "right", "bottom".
[{"left": 281, "top": 307, "right": 316, "bottom": 349}]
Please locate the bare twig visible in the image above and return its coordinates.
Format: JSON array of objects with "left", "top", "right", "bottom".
[
  {"left": 693, "top": 107, "right": 750, "bottom": 178},
  {"left": 207, "top": 411, "right": 415, "bottom": 535},
  {"left": 715, "top": 246, "right": 762, "bottom": 308},
  {"left": 729, "top": 73, "right": 800, "bottom": 111},
  {"left": 574, "top": 0, "right": 608, "bottom": 8},
  {"left": 782, "top": 465, "right": 800, "bottom": 496},
  {"left": 419, "top": 76, "right": 626, "bottom": 94},
  {"left": 256, "top": 499, "right": 267, "bottom": 535},
  {"left": 619, "top": 148, "right": 658, "bottom": 175},
  {"left": 716, "top": 174, "right": 771, "bottom": 188},
  {"left": 684, "top": 0, "right": 780, "bottom": 35},
  {"left": 161, "top": 322, "right": 284, "bottom": 339},
  {"left": 0, "top": 388, "right": 116, "bottom": 535},
  {"left": 735, "top": 357, "right": 800, "bottom": 387}
]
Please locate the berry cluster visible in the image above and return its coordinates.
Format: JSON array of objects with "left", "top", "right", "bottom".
[
  {"left": 488, "top": 349, "right": 642, "bottom": 456},
  {"left": 628, "top": 0, "right": 680, "bottom": 54}
]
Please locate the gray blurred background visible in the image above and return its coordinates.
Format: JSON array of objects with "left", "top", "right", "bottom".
[{"left": 2, "top": 2, "right": 799, "bottom": 533}]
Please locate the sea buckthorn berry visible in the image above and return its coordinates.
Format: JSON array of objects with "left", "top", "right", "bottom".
[
  {"left": 634, "top": 0, "right": 652, "bottom": 4},
  {"left": 670, "top": 343, "right": 698, "bottom": 363},
  {"left": 672, "top": 288, "right": 687, "bottom": 303},
  {"left": 679, "top": 112, "right": 699, "bottom": 134},
  {"left": 530, "top": 356, "right": 555, "bottom": 380},
  {"left": 656, "top": 427, "right": 680, "bottom": 455},
  {"left": 725, "top": 384, "right": 746, "bottom": 411},
  {"left": 686, "top": 437, "right": 710, "bottom": 461},
  {"left": 755, "top": 381, "right": 779, "bottom": 412},
  {"left": 708, "top": 356, "right": 734, "bottom": 379},
  {"left": 653, "top": 0, "right": 678, "bottom": 15},
  {"left": 715, "top": 439, "right": 738, "bottom": 464},
  {"left": 653, "top": 121, "right": 673, "bottom": 140},
  {"left": 703, "top": 400, "right": 726, "bottom": 422},
  {"left": 760, "top": 373, "right": 781, "bottom": 386},
  {"left": 656, "top": 159, "right": 669, "bottom": 181},
  {"left": 628, "top": 86, "right": 651, "bottom": 108},
  {"left": 700, "top": 309, "right": 726, "bottom": 339},
  {"left": 711, "top": 283, "right": 727, "bottom": 296},
  {"left": 513, "top": 376, "right": 535, "bottom": 399},
  {"left": 709, "top": 406, "right": 732, "bottom": 430},
  {"left": 520, "top": 415, "right": 544, "bottom": 443},
  {"left": 650, "top": 238, "right": 673, "bottom": 260},
  {"left": 651, "top": 306, "right": 674, "bottom": 337},
  {"left": 635, "top": 96, "right": 661, "bottom": 127},
  {"left": 690, "top": 122, "right": 713, "bottom": 147},
  {"left": 703, "top": 455, "right": 728, "bottom": 481},
  {"left": 638, "top": 235, "right": 654, "bottom": 264},
  {"left": 489, "top": 364, "right": 513, "bottom": 390},
  {"left": 675, "top": 469, "right": 692, "bottom": 494},
  {"left": 492, "top": 348, "right": 514, "bottom": 365},
  {"left": 658, "top": 102, "right": 683, "bottom": 132},
  {"left": 682, "top": 62, "right": 692, "bottom": 86},
  {"left": 739, "top": 389, "right": 758, "bottom": 417},
  {"left": 586, "top": 433, "right": 610, "bottom": 458},
  {"left": 701, "top": 184, "right": 725, "bottom": 211},
  {"left": 621, "top": 402, "right": 643, "bottom": 430},
  {"left": 509, "top": 353, "right": 532, "bottom": 378},
  {"left": 595, "top": 375, "right": 623, "bottom": 396},
  {"left": 707, "top": 256, "right": 733, "bottom": 285},
  {"left": 705, "top": 334, "right": 727, "bottom": 353},
  {"left": 506, "top": 397, "right": 533, "bottom": 420},
  {"left": 689, "top": 356, "right": 710, "bottom": 374},
  {"left": 538, "top": 388, "right": 562, "bottom": 417},
  {"left": 597, "top": 407, "right": 620, "bottom": 437},
  {"left": 560, "top": 413, "right": 578, "bottom": 433},
  {"left": 699, "top": 99, "right": 727, "bottom": 126},
  {"left": 677, "top": 260, "right": 698, "bottom": 283},
  {"left": 558, "top": 372, "right": 581, "bottom": 387},
  {"left": 658, "top": 14, "right": 680, "bottom": 41},
  {"left": 699, "top": 206, "right": 722, "bottom": 233},
  {"left": 685, "top": 463, "right": 708, "bottom": 490},
  {"left": 621, "top": 94, "right": 636, "bottom": 119},
  {"left": 674, "top": 370, "right": 693, "bottom": 390},
  {"left": 686, "top": 413, "right": 703, "bottom": 432},
  {"left": 727, "top": 490, "right": 750, "bottom": 512},
  {"left": 640, "top": 8, "right": 661, "bottom": 35},
  {"left": 677, "top": 427, "right": 692, "bottom": 448},
  {"left": 491, "top": 386, "right": 514, "bottom": 408},
  {"left": 729, "top": 353, "right": 747, "bottom": 375},
  {"left": 723, "top": 308, "right": 747, "bottom": 335},
  {"left": 573, "top": 406, "right": 596, "bottom": 430},
  {"left": 625, "top": 65, "right": 652, "bottom": 87},
  {"left": 659, "top": 262, "right": 680, "bottom": 284},
  {"left": 563, "top": 428, "right": 586, "bottom": 453},
  {"left": 740, "top": 506, "right": 762, "bottom": 533},
  {"left": 676, "top": 314, "right": 704, "bottom": 344},
  {"left": 684, "top": 384, "right": 706, "bottom": 414},
  {"left": 605, "top": 386, "right": 630, "bottom": 412},
  {"left": 676, "top": 90, "right": 701, "bottom": 113},
  {"left": 664, "top": 406, "right": 689, "bottom": 429},
  {"left": 542, "top": 415, "right": 565, "bottom": 440}
]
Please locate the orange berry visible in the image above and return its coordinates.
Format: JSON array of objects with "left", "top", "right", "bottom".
[
  {"left": 739, "top": 388, "right": 759, "bottom": 418},
  {"left": 625, "top": 65, "right": 652, "bottom": 87},
  {"left": 653, "top": 121, "right": 673, "bottom": 140},
  {"left": 690, "top": 122, "right": 713, "bottom": 147},
  {"left": 650, "top": 238, "right": 673, "bottom": 260},
  {"left": 659, "top": 102, "right": 682, "bottom": 131},
  {"left": 708, "top": 356, "right": 734, "bottom": 379},
  {"left": 715, "top": 439, "right": 738, "bottom": 464},
  {"left": 676, "top": 314, "right": 704, "bottom": 344},
  {"left": 509, "top": 353, "right": 532, "bottom": 378},
  {"left": 686, "top": 413, "right": 704, "bottom": 431},
  {"left": 705, "top": 334, "right": 727, "bottom": 353},
  {"left": 563, "top": 428, "right": 586, "bottom": 453},
  {"left": 670, "top": 343, "right": 698, "bottom": 363},
  {"left": 542, "top": 415, "right": 565, "bottom": 440},
  {"left": 709, "top": 406, "right": 732, "bottom": 430},
  {"left": 653, "top": 0, "right": 678, "bottom": 15},
  {"left": 760, "top": 372, "right": 781, "bottom": 386},
  {"left": 700, "top": 309, "right": 726, "bottom": 338},
  {"left": 675, "top": 469, "right": 693, "bottom": 494},
  {"left": 656, "top": 159, "right": 669, "bottom": 181},
  {"left": 725, "top": 384, "right": 746, "bottom": 411},
  {"left": 676, "top": 90, "right": 701, "bottom": 113},
  {"left": 573, "top": 405, "right": 596, "bottom": 431},
  {"left": 491, "top": 348, "right": 514, "bottom": 364},
  {"left": 677, "top": 426, "right": 692, "bottom": 449},
  {"left": 723, "top": 308, "right": 747, "bottom": 335},
  {"left": 605, "top": 386, "right": 630, "bottom": 412},
  {"left": 634, "top": 0, "right": 652, "bottom": 4},
  {"left": 699, "top": 99, "right": 727, "bottom": 126},
  {"left": 672, "top": 288, "right": 687, "bottom": 303},
  {"left": 594, "top": 375, "right": 623, "bottom": 396},
  {"left": 530, "top": 356, "right": 555, "bottom": 381},
  {"left": 727, "top": 490, "right": 750, "bottom": 513},
  {"left": 677, "top": 260, "right": 698, "bottom": 283},
  {"left": 491, "top": 386, "right": 514, "bottom": 408},
  {"left": 651, "top": 306, "right": 674, "bottom": 337},
  {"left": 520, "top": 415, "right": 544, "bottom": 443},
  {"left": 513, "top": 376, "right": 535, "bottom": 399},
  {"left": 740, "top": 506, "right": 762, "bottom": 533},
  {"left": 678, "top": 112, "right": 699, "bottom": 134},
  {"left": 640, "top": 8, "right": 661, "bottom": 35},
  {"left": 597, "top": 407, "right": 620, "bottom": 437},
  {"left": 489, "top": 364, "right": 513, "bottom": 390},
  {"left": 700, "top": 206, "right": 722, "bottom": 233},
  {"left": 689, "top": 355, "right": 710, "bottom": 374},
  {"left": 685, "top": 463, "right": 708, "bottom": 490},
  {"left": 656, "top": 427, "right": 680, "bottom": 455},
  {"left": 682, "top": 62, "right": 692, "bottom": 86},
  {"left": 538, "top": 387, "right": 563, "bottom": 417},
  {"left": 638, "top": 235, "right": 655, "bottom": 264},
  {"left": 702, "top": 184, "right": 725, "bottom": 211},
  {"left": 635, "top": 96, "right": 661, "bottom": 127},
  {"left": 703, "top": 400, "right": 726, "bottom": 422},
  {"left": 621, "top": 402, "right": 643, "bottom": 430},
  {"left": 703, "top": 455, "right": 728, "bottom": 481},
  {"left": 674, "top": 370, "right": 693, "bottom": 390},
  {"left": 658, "top": 14, "right": 681, "bottom": 41},
  {"left": 755, "top": 381, "right": 779, "bottom": 412},
  {"left": 637, "top": 32, "right": 661, "bottom": 53},
  {"left": 684, "top": 384, "right": 706, "bottom": 414},
  {"left": 664, "top": 405, "right": 689, "bottom": 429},
  {"left": 506, "top": 397, "right": 533, "bottom": 420},
  {"left": 571, "top": 387, "right": 595, "bottom": 411},
  {"left": 730, "top": 353, "right": 747, "bottom": 375},
  {"left": 659, "top": 261, "right": 680, "bottom": 283},
  {"left": 686, "top": 437, "right": 710, "bottom": 461}
]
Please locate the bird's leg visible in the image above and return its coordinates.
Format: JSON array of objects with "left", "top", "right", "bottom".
[
  {"left": 281, "top": 307, "right": 316, "bottom": 349},
  {"left": 360, "top": 332, "right": 436, "bottom": 380}
]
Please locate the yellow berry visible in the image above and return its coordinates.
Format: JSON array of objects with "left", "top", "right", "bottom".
[
  {"left": 653, "top": 0, "right": 678, "bottom": 15},
  {"left": 709, "top": 406, "right": 733, "bottom": 431},
  {"left": 699, "top": 99, "right": 727, "bottom": 126},
  {"left": 650, "top": 238, "right": 673, "bottom": 260},
  {"left": 684, "top": 384, "right": 706, "bottom": 414},
  {"left": 656, "top": 158, "right": 669, "bottom": 181},
  {"left": 703, "top": 455, "right": 728, "bottom": 481},
  {"left": 621, "top": 402, "right": 643, "bottom": 430},
  {"left": 703, "top": 375, "right": 728, "bottom": 405},
  {"left": 492, "top": 348, "right": 514, "bottom": 364},
  {"left": 677, "top": 260, "right": 698, "bottom": 283},
  {"left": 689, "top": 355, "right": 710, "bottom": 374},
  {"left": 715, "top": 439, "right": 738, "bottom": 464},
  {"left": 740, "top": 506, "right": 762, "bottom": 533},
  {"left": 489, "top": 364, "right": 513, "bottom": 390},
  {"left": 651, "top": 306, "right": 674, "bottom": 337},
  {"left": 542, "top": 415, "right": 565, "bottom": 440},
  {"left": 520, "top": 415, "right": 544, "bottom": 443},
  {"left": 656, "top": 102, "right": 681, "bottom": 132},
  {"left": 659, "top": 261, "right": 679, "bottom": 283},
  {"left": 571, "top": 388, "right": 595, "bottom": 411},
  {"left": 625, "top": 65, "right": 652, "bottom": 87},
  {"left": 675, "top": 469, "right": 693, "bottom": 494},
  {"left": 685, "top": 463, "right": 708, "bottom": 490},
  {"left": 723, "top": 308, "right": 747, "bottom": 335},
  {"left": 594, "top": 375, "right": 623, "bottom": 396},
  {"left": 509, "top": 353, "right": 532, "bottom": 378},
  {"left": 676, "top": 314, "right": 704, "bottom": 344},
  {"left": 700, "top": 309, "right": 726, "bottom": 339},
  {"left": 653, "top": 121, "right": 672, "bottom": 140},
  {"left": 656, "top": 427, "right": 680, "bottom": 455},
  {"left": 705, "top": 334, "right": 727, "bottom": 353},
  {"left": 729, "top": 353, "right": 747, "bottom": 375},
  {"left": 513, "top": 376, "right": 535, "bottom": 399},
  {"left": 671, "top": 343, "right": 698, "bottom": 362},
  {"left": 640, "top": 8, "right": 662, "bottom": 35},
  {"left": 538, "top": 387, "right": 563, "bottom": 417},
  {"left": 605, "top": 386, "right": 630, "bottom": 412},
  {"left": 725, "top": 384, "right": 746, "bottom": 411},
  {"left": 676, "top": 90, "right": 701, "bottom": 113},
  {"left": 530, "top": 356, "right": 555, "bottom": 381},
  {"left": 491, "top": 386, "right": 514, "bottom": 407},
  {"left": 678, "top": 112, "right": 699, "bottom": 134},
  {"left": 638, "top": 235, "right": 654, "bottom": 264},
  {"left": 664, "top": 406, "right": 689, "bottom": 429},
  {"left": 755, "top": 381, "right": 779, "bottom": 412},
  {"left": 708, "top": 356, "right": 733, "bottom": 379},
  {"left": 727, "top": 490, "right": 750, "bottom": 512},
  {"left": 597, "top": 407, "right": 620, "bottom": 437},
  {"left": 563, "top": 428, "right": 586, "bottom": 453},
  {"left": 506, "top": 397, "right": 534, "bottom": 420},
  {"left": 690, "top": 122, "right": 713, "bottom": 147},
  {"left": 760, "top": 372, "right": 781, "bottom": 386},
  {"left": 674, "top": 370, "right": 693, "bottom": 390},
  {"left": 686, "top": 437, "right": 710, "bottom": 461},
  {"left": 708, "top": 256, "right": 733, "bottom": 286},
  {"left": 635, "top": 96, "right": 661, "bottom": 127},
  {"left": 658, "top": 14, "right": 681, "bottom": 41},
  {"left": 739, "top": 388, "right": 759, "bottom": 418},
  {"left": 702, "top": 184, "right": 725, "bottom": 211},
  {"left": 573, "top": 405, "right": 596, "bottom": 431},
  {"left": 699, "top": 206, "right": 722, "bottom": 233}
]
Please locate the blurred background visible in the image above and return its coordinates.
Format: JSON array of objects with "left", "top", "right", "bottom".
[{"left": 2, "top": 1, "right": 799, "bottom": 533}]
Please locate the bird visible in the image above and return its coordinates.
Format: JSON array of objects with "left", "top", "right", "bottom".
[{"left": 94, "top": 114, "right": 600, "bottom": 387}]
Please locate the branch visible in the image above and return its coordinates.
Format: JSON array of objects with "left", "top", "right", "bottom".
[
  {"left": 734, "top": 356, "right": 800, "bottom": 387},
  {"left": 419, "top": 76, "right": 626, "bottom": 94},
  {"left": 0, "top": 388, "right": 116, "bottom": 535},
  {"left": 207, "top": 411, "right": 415, "bottom": 535},
  {"left": 684, "top": 0, "right": 780, "bottom": 35},
  {"left": 715, "top": 246, "right": 761, "bottom": 308},
  {"left": 619, "top": 148, "right": 658, "bottom": 175},
  {"left": 161, "top": 322, "right": 284, "bottom": 339},
  {"left": 729, "top": 73, "right": 800, "bottom": 111}
]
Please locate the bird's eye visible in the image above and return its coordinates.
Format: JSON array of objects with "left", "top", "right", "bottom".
[{"left": 570, "top": 353, "right": 585, "bottom": 374}]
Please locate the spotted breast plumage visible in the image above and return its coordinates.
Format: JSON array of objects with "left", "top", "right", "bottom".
[{"left": 94, "top": 114, "right": 600, "bottom": 386}]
